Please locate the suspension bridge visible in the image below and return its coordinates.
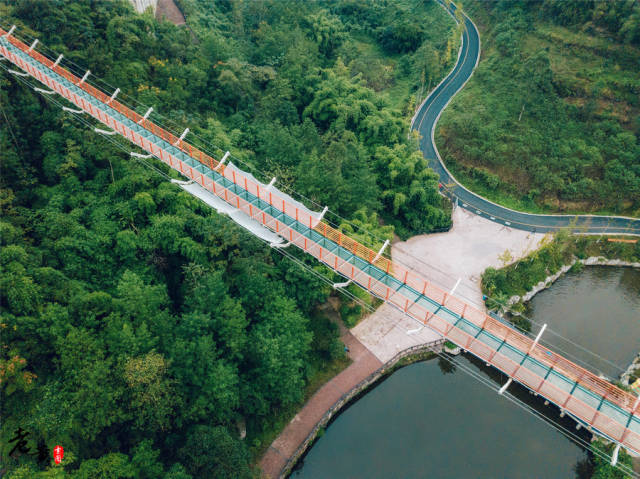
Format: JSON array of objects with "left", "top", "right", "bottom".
[{"left": 1, "top": 25, "right": 639, "bottom": 466}]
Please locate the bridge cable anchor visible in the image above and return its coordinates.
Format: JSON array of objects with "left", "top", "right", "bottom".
[
  {"left": 173, "top": 127, "right": 189, "bottom": 146},
  {"left": 213, "top": 151, "right": 230, "bottom": 170},
  {"left": 499, "top": 323, "right": 547, "bottom": 395},
  {"left": 138, "top": 106, "right": 153, "bottom": 124},
  {"left": 333, "top": 239, "right": 389, "bottom": 290}
]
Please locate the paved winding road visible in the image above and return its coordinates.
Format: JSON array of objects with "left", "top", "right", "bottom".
[{"left": 412, "top": 1, "right": 640, "bottom": 235}]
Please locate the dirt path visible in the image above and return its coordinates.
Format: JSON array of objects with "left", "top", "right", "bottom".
[
  {"left": 259, "top": 327, "right": 382, "bottom": 478},
  {"left": 156, "top": 0, "right": 185, "bottom": 25}
]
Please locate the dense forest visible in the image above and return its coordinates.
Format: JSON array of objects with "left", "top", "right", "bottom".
[
  {"left": 437, "top": 0, "right": 640, "bottom": 215},
  {"left": 0, "top": 0, "right": 455, "bottom": 476}
]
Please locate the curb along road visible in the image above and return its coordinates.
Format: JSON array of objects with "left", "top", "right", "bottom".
[{"left": 414, "top": 1, "right": 640, "bottom": 236}]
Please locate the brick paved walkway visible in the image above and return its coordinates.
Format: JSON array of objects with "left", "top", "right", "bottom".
[{"left": 259, "top": 329, "right": 382, "bottom": 478}]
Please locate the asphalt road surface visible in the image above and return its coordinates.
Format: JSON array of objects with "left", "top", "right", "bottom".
[{"left": 412, "top": 1, "right": 640, "bottom": 235}]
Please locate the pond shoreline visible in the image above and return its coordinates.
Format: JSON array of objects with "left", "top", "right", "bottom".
[
  {"left": 276, "top": 339, "right": 445, "bottom": 478},
  {"left": 506, "top": 257, "right": 640, "bottom": 306},
  {"left": 504, "top": 258, "right": 640, "bottom": 386}
]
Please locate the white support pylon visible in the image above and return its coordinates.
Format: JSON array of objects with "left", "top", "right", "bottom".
[
  {"left": 450, "top": 277, "right": 461, "bottom": 295},
  {"left": 532, "top": 324, "right": 547, "bottom": 348},
  {"left": 173, "top": 127, "right": 189, "bottom": 146},
  {"left": 78, "top": 70, "right": 90, "bottom": 85},
  {"left": 500, "top": 324, "right": 548, "bottom": 395},
  {"left": 265, "top": 177, "right": 276, "bottom": 190},
  {"left": 107, "top": 87, "right": 120, "bottom": 104},
  {"left": 332, "top": 279, "right": 351, "bottom": 290},
  {"left": 2, "top": 25, "right": 16, "bottom": 38},
  {"left": 498, "top": 378, "right": 512, "bottom": 395},
  {"left": 27, "top": 39, "right": 39, "bottom": 52},
  {"left": 333, "top": 239, "right": 390, "bottom": 290},
  {"left": 406, "top": 325, "right": 424, "bottom": 335},
  {"left": 214, "top": 151, "right": 230, "bottom": 170},
  {"left": 138, "top": 106, "right": 153, "bottom": 124},
  {"left": 611, "top": 443, "right": 621, "bottom": 466},
  {"left": 372, "top": 239, "right": 390, "bottom": 263},
  {"left": 52, "top": 54, "right": 63, "bottom": 68},
  {"left": 317, "top": 206, "right": 329, "bottom": 223}
]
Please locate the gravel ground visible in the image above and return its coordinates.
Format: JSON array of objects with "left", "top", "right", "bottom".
[{"left": 353, "top": 206, "right": 544, "bottom": 362}]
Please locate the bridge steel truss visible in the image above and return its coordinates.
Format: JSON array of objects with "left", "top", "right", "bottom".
[{"left": 2, "top": 26, "right": 640, "bottom": 457}]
